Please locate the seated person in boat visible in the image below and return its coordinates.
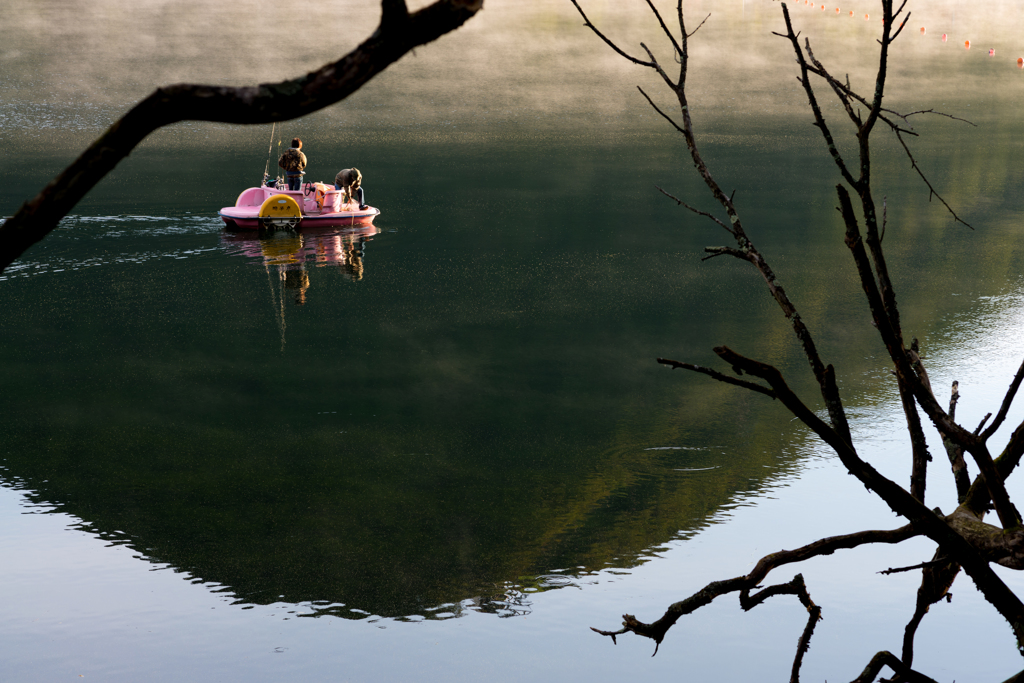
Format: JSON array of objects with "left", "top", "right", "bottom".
[
  {"left": 278, "top": 138, "right": 307, "bottom": 191},
  {"left": 334, "top": 167, "right": 367, "bottom": 210}
]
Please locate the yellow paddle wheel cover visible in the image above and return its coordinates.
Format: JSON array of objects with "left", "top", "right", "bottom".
[{"left": 258, "top": 194, "right": 303, "bottom": 229}]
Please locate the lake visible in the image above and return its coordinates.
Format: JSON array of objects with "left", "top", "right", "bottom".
[{"left": 3, "top": 0, "right": 1024, "bottom": 680}]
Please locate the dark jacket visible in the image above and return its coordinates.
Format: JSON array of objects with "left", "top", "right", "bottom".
[
  {"left": 279, "top": 147, "right": 307, "bottom": 173},
  {"left": 334, "top": 167, "right": 361, "bottom": 189}
]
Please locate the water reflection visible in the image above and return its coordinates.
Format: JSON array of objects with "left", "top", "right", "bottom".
[{"left": 222, "top": 226, "right": 375, "bottom": 278}]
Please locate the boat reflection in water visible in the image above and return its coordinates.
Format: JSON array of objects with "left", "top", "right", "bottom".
[{"left": 221, "top": 225, "right": 378, "bottom": 304}]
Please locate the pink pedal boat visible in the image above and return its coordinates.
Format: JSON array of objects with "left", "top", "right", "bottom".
[{"left": 218, "top": 183, "right": 379, "bottom": 230}]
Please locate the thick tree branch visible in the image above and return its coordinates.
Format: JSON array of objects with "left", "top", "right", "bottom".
[
  {"left": 592, "top": 525, "right": 918, "bottom": 663},
  {"left": 380, "top": 0, "right": 411, "bottom": 27},
  {"left": 900, "top": 549, "right": 960, "bottom": 670},
  {"left": 905, "top": 342, "right": 934, "bottom": 502},
  {"left": 0, "top": 0, "right": 483, "bottom": 273},
  {"left": 963, "top": 420, "right": 1024, "bottom": 517},
  {"left": 943, "top": 381, "right": 972, "bottom": 503},
  {"left": 850, "top": 650, "right": 939, "bottom": 683}
]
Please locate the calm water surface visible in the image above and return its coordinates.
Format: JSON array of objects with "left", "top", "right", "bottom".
[{"left": 4, "top": 0, "right": 1024, "bottom": 680}]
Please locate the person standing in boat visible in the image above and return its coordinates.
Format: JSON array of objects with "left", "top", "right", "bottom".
[
  {"left": 334, "top": 167, "right": 368, "bottom": 210},
  {"left": 278, "top": 138, "right": 307, "bottom": 191}
]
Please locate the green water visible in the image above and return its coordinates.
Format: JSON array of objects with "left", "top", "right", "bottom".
[{"left": 4, "top": 0, "right": 1024, "bottom": 680}]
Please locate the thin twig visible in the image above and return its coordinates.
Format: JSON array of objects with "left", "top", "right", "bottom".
[
  {"left": 976, "top": 413, "right": 993, "bottom": 435},
  {"left": 655, "top": 185, "right": 732, "bottom": 232},
  {"left": 643, "top": 0, "right": 682, "bottom": 62},
  {"left": 686, "top": 12, "right": 711, "bottom": 38},
  {"left": 899, "top": 108, "right": 977, "bottom": 126},
  {"left": 568, "top": 0, "right": 656, "bottom": 68},
  {"left": 893, "top": 128, "right": 974, "bottom": 229},
  {"left": 982, "top": 358, "right": 1024, "bottom": 440},
  {"left": 702, "top": 246, "right": 746, "bottom": 262},
  {"left": 656, "top": 357, "right": 775, "bottom": 398},
  {"left": 891, "top": 10, "right": 911, "bottom": 42},
  {"left": 638, "top": 87, "right": 686, "bottom": 135},
  {"left": 880, "top": 196, "right": 887, "bottom": 242},
  {"left": 879, "top": 558, "right": 952, "bottom": 575}
]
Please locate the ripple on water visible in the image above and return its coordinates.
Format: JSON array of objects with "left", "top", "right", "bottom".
[{"left": 0, "top": 214, "right": 224, "bottom": 281}]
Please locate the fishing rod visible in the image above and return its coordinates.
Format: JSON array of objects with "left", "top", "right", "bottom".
[{"left": 263, "top": 122, "right": 276, "bottom": 186}]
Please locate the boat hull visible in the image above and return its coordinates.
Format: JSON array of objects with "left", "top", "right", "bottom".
[{"left": 218, "top": 186, "right": 379, "bottom": 230}]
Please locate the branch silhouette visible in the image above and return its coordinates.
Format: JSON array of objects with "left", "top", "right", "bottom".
[{"left": 572, "top": 0, "right": 1024, "bottom": 677}]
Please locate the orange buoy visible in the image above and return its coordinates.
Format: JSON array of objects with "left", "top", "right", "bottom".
[
  {"left": 965, "top": 40, "right": 970, "bottom": 49},
  {"left": 835, "top": 7, "right": 840, "bottom": 12},
  {"left": 849, "top": 9, "right": 853, "bottom": 15},
  {"left": 1018, "top": 57, "right": 1023, "bottom": 68},
  {"left": 864, "top": 13, "right": 869, "bottom": 19},
  {"left": 920, "top": 27, "right": 926, "bottom": 35}
]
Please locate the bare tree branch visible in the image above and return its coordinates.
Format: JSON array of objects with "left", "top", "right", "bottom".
[
  {"left": 657, "top": 357, "right": 775, "bottom": 398},
  {"left": 591, "top": 525, "right": 918, "bottom": 661},
  {"left": 701, "top": 246, "right": 747, "bottom": 262},
  {"left": 893, "top": 128, "right": 975, "bottom": 229},
  {"left": 380, "top": 0, "right": 411, "bottom": 26},
  {"left": 638, "top": 87, "right": 686, "bottom": 136},
  {"left": 881, "top": 196, "right": 887, "bottom": 242},
  {"left": 805, "top": 41, "right": 861, "bottom": 127},
  {"left": 638, "top": 43, "right": 676, "bottom": 89},
  {"left": 942, "top": 381, "right": 972, "bottom": 503},
  {"left": 982, "top": 358, "right": 1024, "bottom": 440},
  {"left": 643, "top": 0, "right": 682, "bottom": 61},
  {"left": 779, "top": 8, "right": 857, "bottom": 187},
  {"left": 879, "top": 558, "right": 953, "bottom": 575},
  {"left": 900, "top": 548, "right": 961, "bottom": 668},
  {"left": 778, "top": 8, "right": 971, "bottom": 229},
  {"left": 890, "top": 9, "right": 911, "bottom": 42},
  {"left": 899, "top": 108, "right": 977, "bottom": 126},
  {"left": 568, "top": 0, "right": 656, "bottom": 68},
  {"left": 977, "top": 412, "right": 994, "bottom": 435},
  {"left": 849, "top": 650, "right": 939, "bottom": 683},
  {"left": 685, "top": 13, "right": 711, "bottom": 40},
  {"left": 860, "top": 0, "right": 895, "bottom": 139},
  {"left": 654, "top": 184, "right": 732, "bottom": 232},
  {"left": 906, "top": 340, "right": 935, "bottom": 502},
  {"left": 963, "top": 419, "right": 1024, "bottom": 516}
]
